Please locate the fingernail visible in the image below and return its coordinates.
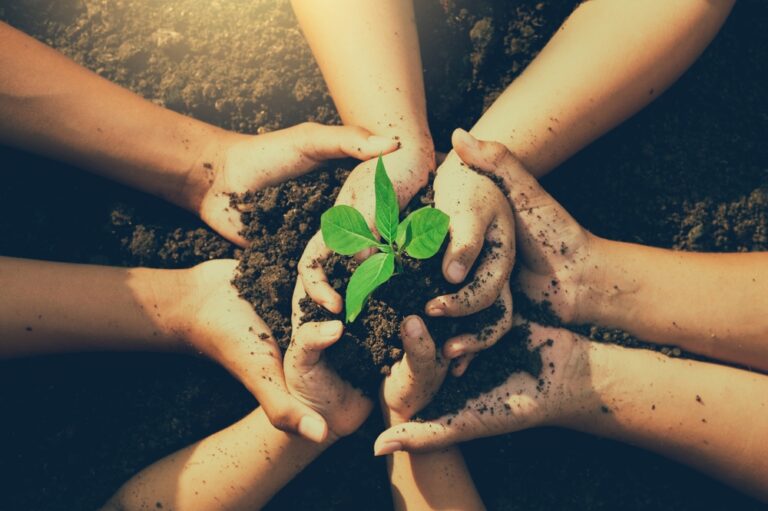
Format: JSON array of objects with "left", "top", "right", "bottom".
[
  {"left": 298, "top": 415, "right": 327, "bottom": 443},
  {"left": 457, "top": 128, "right": 479, "bottom": 149},
  {"left": 374, "top": 440, "right": 403, "bottom": 456},
  {"left": 447, "top": 261, "right": 467, "bottom": 283},
  {"left": 404, "top": 316, "right": 423, "bottom": 338},
  {"left": 444, "top": 342, "right": 465, "bottom": 359},
  {"left": 426, "top": 302, "right": 445, "bottom": 317},
  {"left": 321, "top": 321, "right": 342, "bottom": 337}
]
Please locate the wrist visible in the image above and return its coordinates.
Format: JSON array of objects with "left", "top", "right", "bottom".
[
  {"left": 128, "top": 267, "right": 196, "bottom": 353},
  {"left": 572, "top": 235, "right": 638, "bottom": 326}
]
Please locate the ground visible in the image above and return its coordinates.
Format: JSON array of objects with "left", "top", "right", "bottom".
[{"left": 0, "top": 0, "right": 766, "bottom": 509}]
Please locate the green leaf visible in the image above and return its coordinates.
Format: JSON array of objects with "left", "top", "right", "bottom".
[
  {"left": 374, "top": 155, "right": 399, "bottom": 244},
  {"left": 345, "top": 252, "right": 395, "bottom": 323},
  {"left": 395, "top": 214, "right": 413, "bottom": 251},
  {"left": 402, "top": 207, "right": 450, "bottom": 259},
  {"left": 321, "top": 205, "right": 379, "bottom": 255}
]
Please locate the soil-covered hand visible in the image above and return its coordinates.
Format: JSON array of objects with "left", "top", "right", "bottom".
[
  {"left": 297, "top": 147, "right": 434, "bottom": 313},
  {"left": 373, "top": 321, "right": 595, "bottom": 454},
  {"left": 167, "top": 259, "right": 329, "bottom": 441},
  {"left": 450, "top": 129, "right": 599, "bottom": 325},
  {"left": 285, "top": 317, "right": 374, "bottom": 442},
  {"left": 425, "top": 131, "right": 516, "bottom": 376},
  {"left": 380, "top": 316, "right": 449, "bottom": 427},
  {"left": 196, "top": 122, "right": 400, "bottom": 247}
]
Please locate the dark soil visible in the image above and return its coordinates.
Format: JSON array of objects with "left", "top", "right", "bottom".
[{"left": 1, "top": 0, "right": 767, "bottom": 510}]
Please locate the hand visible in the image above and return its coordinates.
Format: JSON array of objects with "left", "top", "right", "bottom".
[
  {"left": 449, "top": 129, "right": 600, "bottom": 324},
  {"left": 168, "top": 259, "right": 328, "bottom": 441},
  {"left": 426, "top": 130, "right": 517, "bottom": 376},
  {"left": 380, "top": 316, "right": 449, "bottom": 427},
  {"left": 297, "top": 145, "right": 434, "bottom": 313},
  {"left": 285, "top": 320, "right": 374, "bottom": 442},
  {"left": 195, "top": 122, "right": 400, "bottom": 247},
  {"left": 373, "top": 321, "right": 596, "bottom": 454}
]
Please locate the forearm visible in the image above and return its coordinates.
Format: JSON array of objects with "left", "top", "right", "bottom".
[
  {"left": 388, "top": 447, "right": 485, "bottom": 511},
  {"left": 291, "top": 0, "right": 433, "bottom": 164},
  {"left": 579, "top": 238, "right": 768, "bottom": 370},
  {"left": 470, "top": 0, "right": 734, "bottom": 177},
  {"left": 564, "top": 341, "right": 768, "bottom": 501},
  {"left": 0, "top": 22, "right": 240, "bottom": 211},
  {"left": 0, "top": 256, "right": 188, "bottom": 357},
  {"left": 104, "top": 407, "right": 332, "bottom": 511}
]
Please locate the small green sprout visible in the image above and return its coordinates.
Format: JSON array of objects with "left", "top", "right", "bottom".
[{"left": 321, "top": 156, "right": 450, "bottom": 322}]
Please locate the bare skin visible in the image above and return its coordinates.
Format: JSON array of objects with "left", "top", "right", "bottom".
[
  {"left": 292, "top": 0, "right": 735, "bottom": 372},
  {"left": 0, "top": 21, "right": 398, "bottom": 247},
  {"left": 103, "top": 315, "right": 472, "bottom": 510},
  {"left": 374, "top": 322, "right": 768, "bottom": 502},
  {"left": 450, "top": 131, "right": 768, "bottom": 372},
  {"left": 382, "top": 316, "right": 485, "bottom": 511}
]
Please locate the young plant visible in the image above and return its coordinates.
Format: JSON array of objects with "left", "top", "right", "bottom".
[{"left": 321, "top": 156, "right": 450, "bottom": 322}]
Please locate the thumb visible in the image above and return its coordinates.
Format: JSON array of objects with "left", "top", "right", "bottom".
[
  {"left": 259, "top": 386, "right": 330, "bottom": 443},
  {"left": 297, "top": 123, "right": 400, "bottom": 163},
  {"left": 400, "top": 315, "right": 439, "bottom": 375},
  {"left": 373, "top": 417, "right": 462, "bottom": 455}
]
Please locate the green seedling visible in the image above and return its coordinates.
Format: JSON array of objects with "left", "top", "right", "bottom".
[{"left": 321, "top": 156, "right": 450, "bottom": 323}]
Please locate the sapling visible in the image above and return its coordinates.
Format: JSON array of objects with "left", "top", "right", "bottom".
[{"left": 321, "top": 156, "right": 450, "bottom": 322}]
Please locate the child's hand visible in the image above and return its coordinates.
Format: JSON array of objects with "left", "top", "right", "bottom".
[
  {"left": 284, "top": 321, "right": 374, "bottom": 442},
  {"left": 285, "top": 280, "right": 374, "bottom": 441},
  {"left": 373, "top": 321, "right": 595, "bottom": 454},
  {"left": 449, "top": 129, "right": 598, "bottom": 325},
  {"left": 196, "top": 123, "right": 400, "bottom": 247},
  {"left": 297, "top": 147, "right": 434, "bottom": 313},
  {"left": 169, "top": 259, "right": 327, "bottom": 441},
  {"left": 380, "top": 316, "right": 449, "bottom": 427},
  {"left": 426, "top": 140, "right": 517, "bottom": 376}
]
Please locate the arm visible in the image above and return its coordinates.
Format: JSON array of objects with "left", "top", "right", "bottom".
[
  {"left": 375, "top": 323, "right": 768, "bottom": 502},
  {"left": 0, "top": 21, "right": 397, "bottom": 246},
  {"left": 0, "top": 256, "right": 328, "bottom": 441},
  {"left": 380, "top": 317, "right": 485, "bottom": 510},
  {"left": 581, "top": 240, "right": 768, "bottom": 371},
  {"left": 470, "top": 0, "right": 735, "bottom": 177},
  {"left": 290, "top": 0, "right": 433, "bottom": 165},
  {"left": 102, "top": 407, "right": 331, "bottom": 511}
]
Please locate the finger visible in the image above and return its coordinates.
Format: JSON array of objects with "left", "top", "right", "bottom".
[
  {"left": 298, "top": 232, "right": 343, "bottom": 314},
  {"left": 287, "top": 320, "right": 344, "bottom": 370},
  {"left": 295, "top": 123, "right": 400, "bottom": 163},
  {"left": 441, "top": 283, "right": 513, "bottom": 366},
  {"left": 373, "top": 417, "right": 466, "bottom": 455},
  {"left": 440, "top": 212, "right": 486, "bottom": 285},
  {"left": 400, "top": 315, "right": 438, "bottom": 373},
  {"left": 451, "top": 128, "right": 576, "bottom": 224},
  {"left": 234, "top": 333, "right": 328, "bottom": 442},
  {"left": 428, "top": 213, "right": 515, "bottom": 317}
]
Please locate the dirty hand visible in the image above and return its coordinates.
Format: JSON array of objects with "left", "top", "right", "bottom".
[
  {"left": 297, "top": 146, "right": 434, "bottom": 314},
  {"left": 450, "top": 129, "right": 598, "bottom": 325},
  {"left": 196, "top": 122, "right": 400, "bottom": 247},
  {"left": 284, "top": 281, "right": 374, "bottom": 442},
  {"left": 172, "top": 259, "right": 329, "bottom": 441},
  {"left": 373, "top": 322, "right": 594, "bottom": 454},
  {"left": 380, "top": 316, "right": 449, "bottom": 427},
  {"left": 425, "top": 129, "right": 517, "bottom": 377}
]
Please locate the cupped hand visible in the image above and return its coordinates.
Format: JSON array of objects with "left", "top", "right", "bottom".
[
  {"left": 197, "top": 122, "right": 400, "bottom": 247},
  {"left": 373, "top": 321, "right": 596, "bottom": 454},
  {"left": 171, "top": 259, "right": 326, "bottom": 441},
  {"left": 449, "top": 129, "right": 598, "bottom": 324},
  {"left": 380, "top": 315, "right": 449, "bottom": 428},
  {"left": 297, "top": 146, "right": 434, "bottom": 314},
  {"left": 285, "top": 282, "right": 373, "bottom": 441},
  {"left": 425, "top": 130, "right": 517, "bottom": 376}
]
